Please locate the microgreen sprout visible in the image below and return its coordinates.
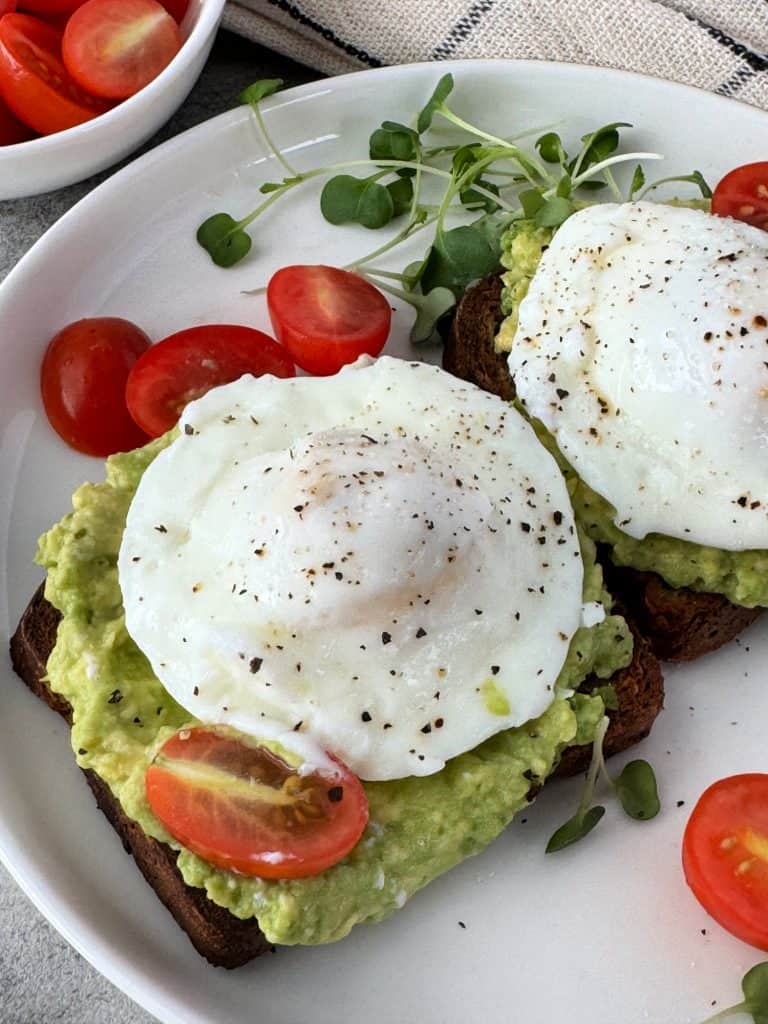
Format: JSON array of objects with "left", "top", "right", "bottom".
[
  {"left": 546, "top": 714, "right": 660, "bottom": 853},
  {"left": 198, "top": 76, "right": 712, "bottom": 343},
  {"left": 700, "top": 962, "right": 768, "bottom": 1024}
]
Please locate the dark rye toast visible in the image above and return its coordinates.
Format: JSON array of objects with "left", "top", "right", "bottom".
[
  {"left": 10, "top": 581, "right": 662, "bottom": 965},
  {"left": 443, "top": 275, "right": 763, "bottom": 662}
]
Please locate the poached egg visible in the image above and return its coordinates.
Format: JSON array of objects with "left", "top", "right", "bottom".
[
  {"left": 508, "top": 202, "right": 768, "bottom": 551},
  {"left": 118, "top": 357, "right": 583, "bottom": 781}
]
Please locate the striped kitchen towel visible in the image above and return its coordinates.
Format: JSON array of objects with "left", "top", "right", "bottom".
[{"left": 222, "top": 0, "right": 768, "bottom": 108}]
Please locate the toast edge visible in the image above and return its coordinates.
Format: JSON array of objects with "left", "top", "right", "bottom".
[{"left": 9, "top": 584, "right": 271, "bottom": 970}]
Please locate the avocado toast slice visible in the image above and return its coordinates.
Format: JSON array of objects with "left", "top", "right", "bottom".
[
  {"left": 444, "top": 273, "right": 763, "bottom": 662},
  {"left": 9, "top": 413, "right": 663, "bottom": 966}
]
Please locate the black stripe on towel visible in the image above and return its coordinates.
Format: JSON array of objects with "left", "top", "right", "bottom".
[
  {"left": 716, "top": 64, "right": 758, "bottom": 99},
  {"left": 691, "top": 18, "right": 768, "bottom": 74},
  {"left": 267, "top": 0, "right": 384, "bottom": 68},
  {"left": 431, "top": 0, "right": 498, "bottom": 60}
]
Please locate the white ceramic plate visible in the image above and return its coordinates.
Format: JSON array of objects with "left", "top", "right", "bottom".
[{"left": 1, "top": 60, "right": 766, "bottom": 1024}]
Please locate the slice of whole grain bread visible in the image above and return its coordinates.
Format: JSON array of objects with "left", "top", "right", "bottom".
[{"left": 444, "top": 275, "right": 763, "bottom": 662}]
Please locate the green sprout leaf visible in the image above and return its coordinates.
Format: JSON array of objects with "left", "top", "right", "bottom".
[
  {"left": 410, "top": 286, "right": 456, "bottom": 344},
  {"left": 420, "top": 224, "right": 498, "bottom": 298},
  {"left": 451, "top": 142, "right": 483, "bottom": 174},
  {"left": 386, "top": 176, "right": 414, "bottom": 217},
  {"left": 578, "top": 179, "right": 608, "bottom": 192},
  {"left": 460, "top": 180, "right": 500, "bottom": 213},
  {"left": 576, "top": 121, "right": 631, "bottom": 171},
  {"left": 629, "top": 164, "right": 646, "bottom": 199},
  {"left": 370, "top": 122, "right": 420, "bottom": 166},
  {"left": 320, "top": 175, "right": 394, "bottom": 229},
  {"left": 534, "top": 195, "right": 574, "bottom": 228},
  {"left": 536, "top": 131, "right": 567, "bottom": 165},
  {"left": 519, "top": 189, "right": 545, "bottom": 219},
  {"left": 555, "top": 173, "right": 572, "bottom": 198},
  {"left": 615, "top": 760, "right": 660, "bottom": 821},
  {"left": 546, "top": 805, "right": 605, "bottom": 854},
  {"left": 743, "top": 963, "right": 768, "bottom": 1024},
  {"left": 239, "top": 79, "right": 284, "bottom": 106},
  {"left": 417, "top": 72, "right": 454, "bottom": 133},
  {"left": 402, "top": 258, "right": 427, "bottom": 292},
  {"left": 701, "top": 962, "right": 768, "bottom": 1024},
  {"left": 196, "top": 213, "right": 252, "bottom": 267}
]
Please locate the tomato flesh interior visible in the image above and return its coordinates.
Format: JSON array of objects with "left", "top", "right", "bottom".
[
  {"left": 712, "top": 161, "right": 768, "bottom": 230},
  {"left": 62, "top": 0, "right": 182, "bottom": 101},
  {"left": 125, "top": 324, "right": 295, "bottom": 437},
  {"left": 683, "top": 773, "right": 768, "bottom": 951},
  {"left": 267, "top": 265, "right": 392, "bottom": 376},
  {"left": 146, "top": 726, "right": 369, "bottom": 879}
]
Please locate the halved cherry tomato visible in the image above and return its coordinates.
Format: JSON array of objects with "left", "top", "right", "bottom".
[
  {"left": 41, "top": 317, "right": 151, "bottom": 456},
  {"left": 267, "top": 265, "right": 392, "bottom": 376},
  {"left": 18, "top": 0, "right": 86, "bottom": 12},
  {"left": 62, "top": 0, "right": 181, "bottom": 101},
  {"left": 682, "top": 773, "right": 768, "bottom": 951},
  {"left": 146, "top": 726, "right": 369, "bottom": 879},
  {"left": 0, "top": 93, "right": 33, "bottom": 143},
  {"left": 157, "top": 0, "right": 187, "bottom": 22},
  {"left": 125, "top": 324, "right": 295, "bottom": 437},
  {"left": 0, "top": 14, "right": 110, "bottom": 134},
  {"left": 712, "top": 162, "right": 768, "bottom": 230}
]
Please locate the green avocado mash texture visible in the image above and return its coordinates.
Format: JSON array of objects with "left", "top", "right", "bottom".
[
  {"left": 496, "top": 213, "right": 768, "bottom": 609},
  {"left": 38, "top": 434, "right": 629, "bottom": 946}
]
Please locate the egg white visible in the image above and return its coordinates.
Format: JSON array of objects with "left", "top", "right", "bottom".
[
  {"left": 508, "top": 202, "right": 768, "bottom": 551},
  {"left": 118, "top": 357, "right": 583, "bottom": 781}
]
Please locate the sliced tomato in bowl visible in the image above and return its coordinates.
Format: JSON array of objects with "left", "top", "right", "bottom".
[
  {"left": 267, "top": 265, "right": 392, "bottom": 376},
  {"left": 125, "top": 324, "right": 296, "bottom": 437},
  {"left": 683, "top": 773, "right": 768, "bottom": 951},
  {"left": 17, "top": 0, "right": 86, "bottom": 11},
  {"left": 62, "top": 0, "right": 182, "bottom": 101},
  {"left": 146, "top": 726, "right": 369, "bottom": 879},
  {"left": 41, "top": 317, "right": 151, "bottom": 456},
  {"left": 0, "top": 92, "right": 33, "bottom": 143},
  {"left": 156, "top": 0, "right": 187, "bottom": 22},
  {"left": 0, "top": 13, "right": 110, "bottom": 134},
  {"left": 712, "top": 162, "right": 768, "bottom": 230}
]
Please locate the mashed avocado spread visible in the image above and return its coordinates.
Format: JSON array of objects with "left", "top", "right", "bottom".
[
  {"left": 496, "top": 212, "right": 768, "bottom": 609},
  {"left": 37, "top": 435, "right": 629, "bottom": 946}
]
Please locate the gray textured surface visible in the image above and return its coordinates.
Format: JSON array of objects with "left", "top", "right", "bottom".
[{"left": 0, "top": 30, "right": 318, "bottom": 1024}]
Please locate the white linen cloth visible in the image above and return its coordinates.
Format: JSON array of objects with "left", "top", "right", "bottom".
[{"left": 222, "top": 0, "right": 768, "bottom": 109}]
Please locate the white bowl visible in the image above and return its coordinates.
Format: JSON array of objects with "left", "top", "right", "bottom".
[{"left": 0, "top": 0, "right": 225, "bottom": 199}]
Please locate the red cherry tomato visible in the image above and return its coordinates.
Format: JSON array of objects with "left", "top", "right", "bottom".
[
  {"left": 0, "top": 14, "right": 110, "bottom": 134},
  {"left": 41, "top": 317, "right": 151, "bottom": 456},
  {"left": 62, "top": 0, "right": 181, "bottom": 101},
  {"left": 157, "top": 0, "right": 187, "bottom": 22},
  {"left": 682, "top": 773, "right": 768, "bottom": 951},
  {"left": 712, "top": 162, "right": 768, "bottom": 230},
  {"left": 0, "top": 2, "right": 16, "bottom": 16},
  {"left": 146, "top": 726, "right": 369, "bottom": 879},
  {"left": 267, "top": 265, "right": 392, "bottom": 376},
  {"left": 18, "top": 0, "right": 85, "bottom": 11},
  {"left": 0, "top": 92, "right": 33, "bottom": 143},
  {"left": 125, "top": 324, "right": 296, "bottom": 437}
]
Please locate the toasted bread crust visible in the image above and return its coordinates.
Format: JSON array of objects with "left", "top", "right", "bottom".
[
  {"left": 600, "top": 559, "right": 762, "bottom": 662},
  {"left": 9, "top": 585, "right": 270, "bottom": 969},
  {"left": 554, "top": 618, "right": 663, "bottom": 777},
  {"left": 444, "top": 275, "right": 763, "bottom": 662}
]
